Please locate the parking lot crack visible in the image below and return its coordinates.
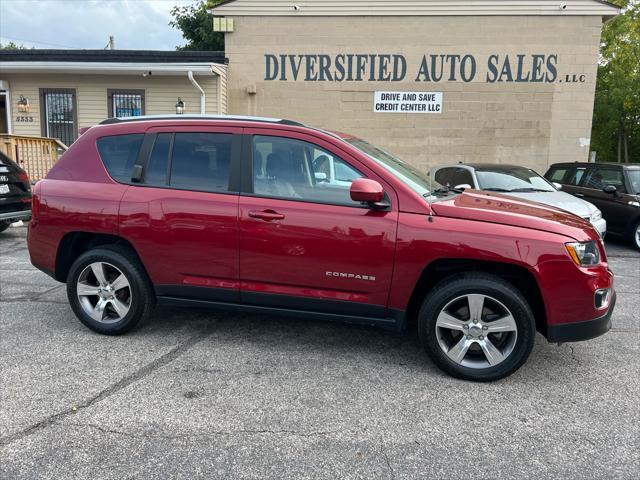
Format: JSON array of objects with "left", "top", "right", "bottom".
[
  {"left": 62, "top": 423, "right": 352, "bottom": 441},
  {"left": 0, "top": 329, "right": 212, "bottom": 448},
  {"left": 381, "top": 447, "right": 396, "bottom": 479}
]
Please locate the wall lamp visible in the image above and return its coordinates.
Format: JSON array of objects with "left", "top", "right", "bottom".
[
  {"left": 17, "top": 95, "right": 30, "bottom": 113},
  {"left": 175, "top": 97, "right": 185, "bottom": 115}
]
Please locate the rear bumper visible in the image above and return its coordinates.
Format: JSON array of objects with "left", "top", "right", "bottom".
[
  {"left": 0, "top": 209, "right": 31, "bottom": 222},
  {"left": 546, "top": 292, "right": 615, "bottom": 343}
]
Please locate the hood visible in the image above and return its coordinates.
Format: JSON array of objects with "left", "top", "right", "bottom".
[
  {"left": 496, "top": 190, "right": 596, "bottom": 218},
  {"left": 430, "top": 190, "right": 599, "bottom": 242}
]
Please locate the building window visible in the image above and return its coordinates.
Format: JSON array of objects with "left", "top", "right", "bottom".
[
  {"left": 39, "top": 88, "right": 78, "bottom": 146},
  {"left": 107, "top": 89, "right": 145, "bottom": 118}
]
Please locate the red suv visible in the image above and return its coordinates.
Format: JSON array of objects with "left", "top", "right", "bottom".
[{"left": 28, "top": 116, "right": 615, "bottom": 381}]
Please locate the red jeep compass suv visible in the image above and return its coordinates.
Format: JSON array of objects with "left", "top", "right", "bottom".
[{"left": 28, "top": 116, "right": 615, "bottom": 381}]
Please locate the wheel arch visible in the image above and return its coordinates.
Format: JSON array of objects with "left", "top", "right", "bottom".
[
  {"left": 405, "top": 258, "right": 547, "bottom": 336},
  {"left": 55, "top": 231, "right": 148, "bottom": 283}
]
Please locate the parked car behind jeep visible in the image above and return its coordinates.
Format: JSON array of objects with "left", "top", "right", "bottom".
[
  {"left": 0, "top": 151, "right": 31, "bottom": 232},
  {"left": 430, "top": 163, "right": 607, "bottom": 237},
  {"left": 28, "top": 115, "right": 615, "bottom": 382},
  {"left": 545, "top": 162, "right": 640, "bottom": 250}
]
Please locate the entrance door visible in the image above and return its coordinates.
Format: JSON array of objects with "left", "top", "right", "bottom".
[
  {"left": 238, "top": 130, "right": 398, "bottom": 320},
  {"left": 40, "top": 88, "right": 77, "bottom": 145},
  {"left": 0, "top": 91, "right": 8, "bottom": 134}
]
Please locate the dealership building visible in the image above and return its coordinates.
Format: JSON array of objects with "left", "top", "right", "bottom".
[
  {"left": 0, "top": 0, "right": 620, "bottom": 176},
  {"left": 210, "top": 0, "right": 620, "bottom": 173}
]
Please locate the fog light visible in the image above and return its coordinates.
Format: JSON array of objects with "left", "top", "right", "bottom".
[{"left": 595, "top": 288, "right": 611, "bottom": 310}]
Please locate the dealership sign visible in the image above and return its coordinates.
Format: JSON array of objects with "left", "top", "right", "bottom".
[
  {"left": 374, "top": 91, "right": 443, "bottom": 114},
  {"left": 263, "top": 53, "right": 588, "bottom": 84}
]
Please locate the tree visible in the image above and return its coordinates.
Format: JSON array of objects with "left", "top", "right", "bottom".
[
  {"left": 170, "top": 0, "right": 224, "bottom": 51},
  {"left": 591, "top": 0, "right": 640, "bottom": 163},
  {"left": 0, "top": 42, "right": 29, "bottom": 50}
]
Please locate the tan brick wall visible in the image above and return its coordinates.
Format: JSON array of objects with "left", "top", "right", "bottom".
[
  {"left": 224, "top": 15, "right": 603, "bottom": 174},
  {"left": 4, "top": 73, "right": 220, "bottom": 141}
]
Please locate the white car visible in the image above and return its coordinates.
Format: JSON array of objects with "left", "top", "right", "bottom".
[{"left": 430, "top": 163, "right": 607, "bottom": 237}]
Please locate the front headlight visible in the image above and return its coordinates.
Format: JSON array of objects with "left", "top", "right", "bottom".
[
  {"left": 590, "top": 209, "right": 602, "bottom": 223},
  {"left": 565, "top": 241, "right": 601, "bottom": 266}
]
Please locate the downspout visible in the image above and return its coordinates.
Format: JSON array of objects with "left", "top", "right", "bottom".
[{"left": 187, "top": 70, "right": 205, "bottom": 114}]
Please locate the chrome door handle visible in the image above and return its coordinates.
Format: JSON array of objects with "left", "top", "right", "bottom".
[
  {"left": 248, "top": 210, "right": 285, "bottom": 221},
  {"left": 574, "top": 193, "right": 584, "bottom": 197}
]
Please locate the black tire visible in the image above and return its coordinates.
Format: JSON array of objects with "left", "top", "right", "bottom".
[
  {"left": 418, "top": 273, "right": 536, "bottom": 382},
  {"left": 632, "top": 220, "right": 640, "bottom": 251},
  {"left": 66, "top": 245, "right": 155, "bottom": 335},
  {"left": 0, "top": 221, "right": 10, "bottom": 233}
]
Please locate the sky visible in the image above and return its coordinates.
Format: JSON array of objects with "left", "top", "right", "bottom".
[{"left": 0, "top": 0, "right": 197, "bottom": 50}]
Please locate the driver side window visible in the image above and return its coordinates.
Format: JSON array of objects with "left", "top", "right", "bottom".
[{"left": 252, "top": 136, "right": 364, "bottom": 206}]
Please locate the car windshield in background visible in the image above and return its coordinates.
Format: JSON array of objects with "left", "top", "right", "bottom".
[
  {"left": 475, "top": 167, "right": 555, "bottom": 193},
  {"left": 345, "top": 138, "right": 446, "bottom": 197},
  {"left": 627, "top": 170, "right": 640, "bottom": 194}
]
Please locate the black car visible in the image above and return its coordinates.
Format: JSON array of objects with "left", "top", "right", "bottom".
[
  {"left": 0, "top": 151, "right": 31, "bottom": 233},
  {"left": 545, "top": 162, "right": 640, "bottom": 250}
]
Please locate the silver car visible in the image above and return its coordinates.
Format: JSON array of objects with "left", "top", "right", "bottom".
[{"left": 430, "top": 164, "right": 607, "bottom": 237}]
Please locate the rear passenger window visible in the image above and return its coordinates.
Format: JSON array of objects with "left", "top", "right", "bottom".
[
  {"left": 145, "top": 133, "right": 171, "bottom": 186},
  {"left": 97, "top": 134, "right": 144, "bottom": 182},
  {"left": 169, "top": 133, "right": 232, "bottom": 192}
]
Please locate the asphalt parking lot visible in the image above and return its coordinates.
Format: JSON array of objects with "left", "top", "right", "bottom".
[{"left": 0, "top": 224, "right": 638, "bottom": 479}]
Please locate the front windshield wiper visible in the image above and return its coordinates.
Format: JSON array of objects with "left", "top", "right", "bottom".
[
  {"left": 507, "top": 188, "right": 553, "bottom": 193},
  {"left": 484, "top": 187, "right": 551, "bottom": 193},
  {"left": 426, "top": 186, "right": 465, "bottom": 197},
  {"left": 483, "top": 187, "right": 512, "bottom": 192}
]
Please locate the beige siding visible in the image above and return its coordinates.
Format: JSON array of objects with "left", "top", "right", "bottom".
[
  {"left": 224, "top": 15, "right": 603, "bottom": 173},
  {"left": 213, "top": 0, "right": 619, "bottom": 18},
  {"left": 4, "top": 73, "right": 219, "bottom": 142}
]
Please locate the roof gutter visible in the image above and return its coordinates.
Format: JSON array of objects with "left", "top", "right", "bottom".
[{"left": 187, "top": 70, "right": 206, "bottom": 115}]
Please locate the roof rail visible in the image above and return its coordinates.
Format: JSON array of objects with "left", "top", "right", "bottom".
[{"left": 99, "top": 114, "right": 306, "bottom": 127}]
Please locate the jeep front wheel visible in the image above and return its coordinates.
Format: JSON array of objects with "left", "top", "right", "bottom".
[{"left": 419, "top": 274, "right": 536, "bottom": 382}]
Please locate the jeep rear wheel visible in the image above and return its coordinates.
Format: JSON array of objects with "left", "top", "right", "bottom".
[
  {"left": 67, "top": 246, "right": 155, "bottom": 335},
  {"left": 419, "top": 274, "right": 535, "bottom": 382}
]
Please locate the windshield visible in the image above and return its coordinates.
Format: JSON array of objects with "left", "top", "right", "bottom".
[
  {"left": 628, "top": 170, "right": 640, "bottom": 194},
  {"left": 475, "top": 167, "right": 555, "bottom": 193},
  {"left": 345, "top": 138, "right": 445, "bottom": 197}
]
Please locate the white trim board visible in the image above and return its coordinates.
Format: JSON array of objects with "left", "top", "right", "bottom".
[
  {"left": 0, "top": 62, "right": 220, "bottom": 76},
  {"left": 210, "top": 0, "right": 620, "bottom": 20}
]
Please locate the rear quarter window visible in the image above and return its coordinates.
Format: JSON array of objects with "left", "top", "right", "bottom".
[
  {"left": 547, "top": 167, "right": 571, "bottom": 183},
  {"left": 96, "top": 134, "right": 144, "bottom": 182}
]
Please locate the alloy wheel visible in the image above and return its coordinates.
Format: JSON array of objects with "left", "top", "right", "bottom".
[
  {"left": 76, "top": 261, "right": 132, "bottom": 323},
  {"left": 435, "top": 294, "right": 518, "bottom": 369}
]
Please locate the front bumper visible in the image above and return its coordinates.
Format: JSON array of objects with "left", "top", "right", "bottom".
[
  {"left": 546, "top": 292, "right": 615, "bottom": 343},
  {"left": 0, "top": 210, "right": 31, "bottom": 222},
  {"left": 591, "top": 217, "right": 607, "bottom": 238}
]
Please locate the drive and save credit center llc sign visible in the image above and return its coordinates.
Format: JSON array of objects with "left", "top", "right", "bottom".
[{"left": 374, "top": 91, "right": 443, "bottom": 114}]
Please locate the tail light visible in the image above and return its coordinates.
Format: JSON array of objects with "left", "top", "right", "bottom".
[{"left": 31, "top": 181, "right": 41, "bottom": 222}]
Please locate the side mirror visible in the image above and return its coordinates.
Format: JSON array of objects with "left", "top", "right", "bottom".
[
  {"left": 350, "top": 178, "right": 386, "bottom": 207},
  {"left": 454, "top": 184, "right": 472, "bottom": 190},
  {"left": 603, "top": 185, "right": 617, "bottom": 195},
  {"left": 553, "top": 182, "right": 563, "bottom": 191},
  {"left": 314, "top": 172, "right": 328, "bottom": 182}
]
